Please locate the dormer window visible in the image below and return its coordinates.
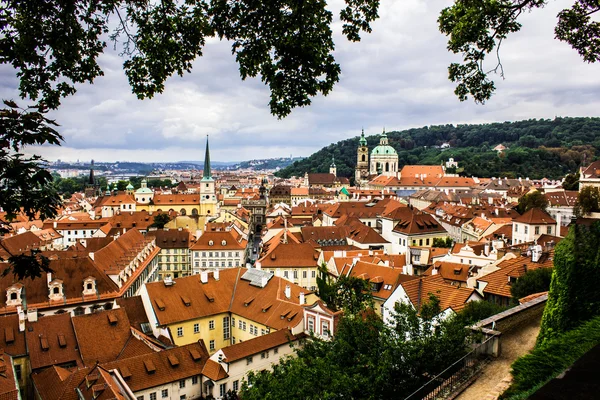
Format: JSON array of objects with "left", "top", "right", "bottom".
[
  {"left": 6, "top": 285, "right": 22, "bottom": 307},
  {"left": 221, "top": 240, "right": 227, "bottom": 246},
  {"left": 48, "top": 280, "right": 64, "bottom": 301},
  {"left": 208, "top": 240, "right": 214, "bottom": 246},
  {"left": 83, "top": 277, "right": 97, "bottom": 296}
]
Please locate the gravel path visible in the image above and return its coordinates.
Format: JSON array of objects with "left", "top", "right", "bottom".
[{"left": 455, "top": 316, "right": 542, "bottom": 400}]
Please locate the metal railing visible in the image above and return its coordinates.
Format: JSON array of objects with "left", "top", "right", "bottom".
[{"left": 403, "top": 334, "right": 497, "bottom": 400}]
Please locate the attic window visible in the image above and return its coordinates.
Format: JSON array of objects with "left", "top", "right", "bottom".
[
  {"left": 204, "top": 293, "right": 215, "bottom": 302},
  {"left": 181, "top": 296, "right": 191, "bottom": 306},
  {"left": 208, "top": 240, "right": 214, "bottom": 246},
  {"left": 144, "top": 359, "right": 156, "bottom": 374},
  {"left": 120, "top": 366, "right": 132, "bottom": 379},
  {"left": 262, "top": 304, "right": 272, "bottom": 312},
  {"left": 221, "top": 240, "right": 227, "bottom": 246},
  {"left": 58, "top": 334, "right": 67, "bottom": 348},
  {"left": 168, "top": 355, "right": 180, "bottom": 367},
  {"left": 40, "top": 336, "right": 50, "bottom": 351},
  {"left": 155, "top": 299, "right": 166, "bottom": 311},
  {"left": 244, "top": 296, "right": 255, "bottom": 307},
  {"left": 383, "top": 284, "right": 392, "bottom": 291},
  {"left": 270, "top": 253, "right": 276, "bottom": 260},
  {"left": 189, "top": 349, "right": 202, "bottom": 361},
  {"left": 107, "top": 314, "right": 118, "bottom": 325}
]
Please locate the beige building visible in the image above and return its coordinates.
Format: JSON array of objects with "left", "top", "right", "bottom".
[{"left": 147, "top": 228, "right": 193, "bottom": 279}]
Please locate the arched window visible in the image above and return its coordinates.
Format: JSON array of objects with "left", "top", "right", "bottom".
[
  {"left": 191, "top": 208, "right": 198, "bottom": 216},
  {"left": 385, "top": 162, "right": 389, "bottom": 172},
  {"left": 180, "top": 208, "right": 187, "bottom": 216},
  {"left": 10, "top": 292, "right": 17, "bottom": 300},
  {"left": 361, "top": 154, "right": 366, "bottom": 162},
  {"left": 53, "top": 287, "right": 59, "bottom": 294}
]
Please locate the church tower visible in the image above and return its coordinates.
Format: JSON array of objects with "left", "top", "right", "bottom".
[
  {"left": 199, "top": 136, "right": 217, "bottom": 216},
  {"left": 355, "top": 129, "right": 369, "bottom": 185},
  {"left": 329, "top": 156, "right": 337, "bottom": 177}
]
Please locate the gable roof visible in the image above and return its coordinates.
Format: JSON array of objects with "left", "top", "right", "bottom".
[
  {"left": 513, "top": 208, "right": 556, "bottom": 225},
  {"left": 25, "top": 313, "right": 83, "bottom": 370},
  {"left": 219, "top": 328, "right": 300, "bottom": 363},
  {"left": 401, "top": 275, "right": 477, "bottom": 313}
]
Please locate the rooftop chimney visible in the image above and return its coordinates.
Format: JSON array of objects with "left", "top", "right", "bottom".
[
  {"left": 285, "top": 285, "right": 291, "bottom": 299},
  {"left": 214, "top": 269, "right": 220, "bottom": 281},
  {"left": 200, "top": 271, "right": 208, "bottom": 284},
  {"left": 27, "top": 308, "right": 38, "bottom": 323},
  {"left": 299, "top": 292, "right": 305, "bottom": 305}
]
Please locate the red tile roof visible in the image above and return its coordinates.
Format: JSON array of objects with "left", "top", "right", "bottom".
[
  {"left": 220, "top": 328, "right": 300, "bottom": 362},
  {"left": 25, "top": 313, "right": 83, "bottom": 370},
  {"left": 513, "top": 208, "right": 556, "bottom": 225}
]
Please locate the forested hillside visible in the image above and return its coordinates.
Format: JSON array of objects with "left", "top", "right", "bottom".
[{"left": 275, "top": 118, "right": 600, "bottom": 180}]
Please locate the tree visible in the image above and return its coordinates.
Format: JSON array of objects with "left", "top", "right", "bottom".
[
  {"left": 538, "top": 222, "right": 600, "bottom": 345},
  {"left": 562, "top": 172, "right": 580, "bottom": 190},
  {"left": 575, "top": 185, "right": 600, "bottom": 215},
  {"left": 438, "top": 0, "right": 600, "bottom": 103},
  {"left": 510, "top": 267, "right": 553, "bottom": 302},
  {"left": 151, "top": 213, "right": 172, "bottom": 229},
  {"left": 242, "top": 295, "right": 470, "bottom": 400},
  {"left": 432, "top": 237, "right": 453, "bottom": 248},
  {"left": 316, "top": 264, "right": 373, "bottom": 315},
  {"left": 516, "top": 190, "right": 548, "bottom": 214}
]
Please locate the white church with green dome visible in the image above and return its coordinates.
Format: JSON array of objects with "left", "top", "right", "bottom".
[{"left": 369, "top": 129, "right": 398, "bottom": 177}]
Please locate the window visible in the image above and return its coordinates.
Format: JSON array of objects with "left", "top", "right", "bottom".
[
  {"left": 220, "top": 383, "right": 227, "bottom": 398},
  {"left": 137, "top": 397, "right": 144, "bottom": 400},
  {"left": 179, "top": 380, "right": 186, "bottom": 389},
  {"left": 201, "top": 251, "right": 206, "bottom": 257},
  {"left": 524, "top": 226, "right": 528, "bottom": 235},
  {"left": 261, "top": 352, "right": 267, "bottom": 359},
  {"left": 535, "top": 226, "right": 540, "bottom": 235},
  {"left": 192, "top": 376, "right": 199, "bottom": 385},
  {"left": 223, "top": 316, "right": 230, "bottom": 340},
  {"left": 303, "top": 271, "right": 307, "bottom": 278},
  {"left": 242, "top": 321, "right": 246, "bottom": 331},
  {"left": 283, "top": 271, "right": 288, "bottom": 278},
  {"left": 419, "top": 239, "right": 423, "bottom": 246},
  {"left": 177, "top": 327, "right": 183, "bottom": 337},
  {"left": 312, "top": 271, "right": 316, "bottom": 278},
  {"left": 149, "top": 393, "right": 156, "bottom": 400},
  {"left": 274, "top": 347, "right": 279, "bottom": 354},
  {"left": 228, "top": 251, "right": 232, "bottom": 257},
  {"left": 161, "top": 390, "right": 168, "bottom": 398},
  {"left": 547, "top": 226, "right": 552, "bottom": 234},
  {"left": 14, "top": 365, "right": 21, "bottom": 381},
  {"left": 194, "top": 323, "right": 200, "bottom": 334},
  {"left": 232, "top": 317, "right": 235, "bottom": 327},
  {"left": 209, "top": 320, "right": 215, "bottom": 330},
  {"left": 261, "top": 328, "right": 266, "bottom": 335},
  {"left": 426, "top": 238, "right": 430, "bottom": 246},
  {"left": 322, "top": 321, "right": 330, "bottom": 338},
  {"left": 209, "top": 340, "right": 215, "bottom": 351},
  {"left": 233, "top": 380, "right": 239, "bottom": 392},
  {"left": 307, "top": 316, "right": 315, "bottom": 332},
  {"left": 246, "top": 357, "right": 253, "bottom": 365},
  {"left": 238, "top": 320, "right": 243, "bottom": 329},
  {"left": 293, "top": 270, "right": 298, "bottom": 279}
]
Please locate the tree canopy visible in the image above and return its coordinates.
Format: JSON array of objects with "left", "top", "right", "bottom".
[
  {"left": 438, "top": 0, "right": 600, "bottom": 104},
  {"left": 516, "top": 191, "right": 548, "bottom": 214}
]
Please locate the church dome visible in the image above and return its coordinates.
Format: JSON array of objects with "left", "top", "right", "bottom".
[{"left": 371, "top": 144, "right": 397, "bottom": 155}]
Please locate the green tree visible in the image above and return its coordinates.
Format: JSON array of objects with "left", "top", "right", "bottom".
[
  {"left": 438, "top": 0, "right": 600, "bottom": 103},
  {"left": 516, "top": 191, "right": 548, "bottom": 214},
  {"left": 316, "top": 264, "right": 373, "bottom": 315},
  {"left": 538, "top": 222, "right": 600, "bottom": 345},
  {"left": 116, "top": 180, "right": 130, "bottom": 191},
  {"left": 575, "top": 185, "right": 600, "bottom": 215},
  {"left": 432, "top": 237, "right": 453, "bottom": 248},
  {"left": 242, "top": 295, "right": 470, "bottom": 400},
  {"left": 562, "top": 172, "right": 580, "bottom": 190},
  {"left": 151, "top": 213, "right": 172, "bottom": 229},
  {"left": 510, "top": 267, "right": 553, "bottom": 302}
]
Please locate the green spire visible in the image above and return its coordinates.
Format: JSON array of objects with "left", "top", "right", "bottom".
[
  {"left": 331, "top": 155, "right": 336, "bottom": 167},
  {"left": 202, "top": 135, "right": 213, "bottom": 181},
  {"left": 359, "top": 128, "right": 367, "bottom": 146}
]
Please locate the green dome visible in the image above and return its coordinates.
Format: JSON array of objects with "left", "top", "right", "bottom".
[
  {"left": 371, "top": 145, "right": 397, "bottom": 155},
  {"left": 126, "top": 183, "right": 134, "bottom": 190},
  {"left": 136, "top": 187, "right": 153, "bottom": 194}
]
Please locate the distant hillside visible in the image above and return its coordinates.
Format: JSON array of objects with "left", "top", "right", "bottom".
[
  {"left": 275, "top": 117, "right": 600, "bottom": 181},
  {"left": 229, "top": 157, "right": 304, "bottom": 171}
]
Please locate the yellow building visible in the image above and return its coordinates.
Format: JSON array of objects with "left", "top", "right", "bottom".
[
  {"left": 146, "top": 228, "right": 193, "bottom": 279},
  {"left": 141, "top": 268, "right": 309, "bottom": 354}
]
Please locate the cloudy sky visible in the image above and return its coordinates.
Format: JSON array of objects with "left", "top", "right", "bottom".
[{"left": 3, "top": 0, "right": 599, "bottom": 163}]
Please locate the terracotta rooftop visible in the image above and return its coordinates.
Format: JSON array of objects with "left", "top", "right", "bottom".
[
  {"left": 347, "top": 261, "right": 417, "bottom": 301},
  {"left": 219, "top": 328, "right": 300, "bottom": 363},
  {"left": 401, "top": 274, "right": 478, "bottom": 313},
  {"left": 424, "top": 261, "right": 471, "bottom": 283},
  {"left": 258, "top": 242, "right": 320, "bottom": 268},
  {"left": 0, "top": 314, "right": 26, "bottom": 357},
  {"left": 513, "top": 208, "right": 556, "bottom": 225},
  {"left": 147, "top": 228, "right": 192, "bottom": 249},
  {"left": 189, "top": 229, "right": 247, "bottom": 250}
]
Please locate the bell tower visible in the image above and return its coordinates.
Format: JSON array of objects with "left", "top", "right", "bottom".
[
  {"left": 329, "top": 156, "right": 337, "bottom": 177},
  {"left": 355, "top": 129, "right": 369, "bottom": 185},
  {"left": 199, "top": 135, "right": 217, "bottom": 216}
]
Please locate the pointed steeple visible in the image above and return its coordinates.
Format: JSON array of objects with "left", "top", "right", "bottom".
[
  {"left": 359, "top": 128, "right": 367, "bottom": 146},
  {"left": 88, "top": 159, "right": 95, "bottom": 185},
  {"left": 330, "top": 156, "right": 336, "bottom": 168},
  {"left": 202, "top": 135, "right": 213, "bottom": 181}
]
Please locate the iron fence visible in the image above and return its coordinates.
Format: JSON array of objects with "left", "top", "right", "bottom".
[{"left": 403, "top": 334, "right": 497, "bottom": 400}]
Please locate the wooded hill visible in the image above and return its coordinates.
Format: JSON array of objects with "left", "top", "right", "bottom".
[{"left": 275, "top": 117, "right": 600, "bottom": 181}]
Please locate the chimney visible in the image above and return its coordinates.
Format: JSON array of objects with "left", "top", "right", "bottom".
[
  {"left": 27, "top": 308, "right": 38, "bottom": 323},
  {"left": 53, "top": 221, "right": 57, "bottom": 229},
  {"left": 214, "top": 269, "right": 220, "bottom": 281},
  {"left": 531, "top": 244, "right": 543, "bottom": 263},
  {"left": 299, "top": 292, "right": 305, "bottom": 305},
  {"left": 402, "top": 265, "right": 407, "bottom": 274},
  {"left": 484, "top": 243, "right": 490, "bottom": 256},
  {"left": 200, "top": 271, "right": 208, "bottom": 284},
  {"left": 47, "top": 272, "right": 52, "bottom": 286},
  {"left": 556, "top": 213, "right": 562, "bottom": 237},
  {"left": 89, "top": 252, "right": 94, "bottom": 261},
  {"left": 285, "top": 285, "right": 291, "bottom": 299},
  {"left": 432, "top": 268, "right": 438, "bottom": 275},
  {"left": 17, "top": 307, "right": 25, "bottom": 332}
]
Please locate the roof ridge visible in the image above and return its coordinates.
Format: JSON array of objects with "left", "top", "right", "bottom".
[{"left": 228, "top": 268, "right": 242, "bottom": 312}]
